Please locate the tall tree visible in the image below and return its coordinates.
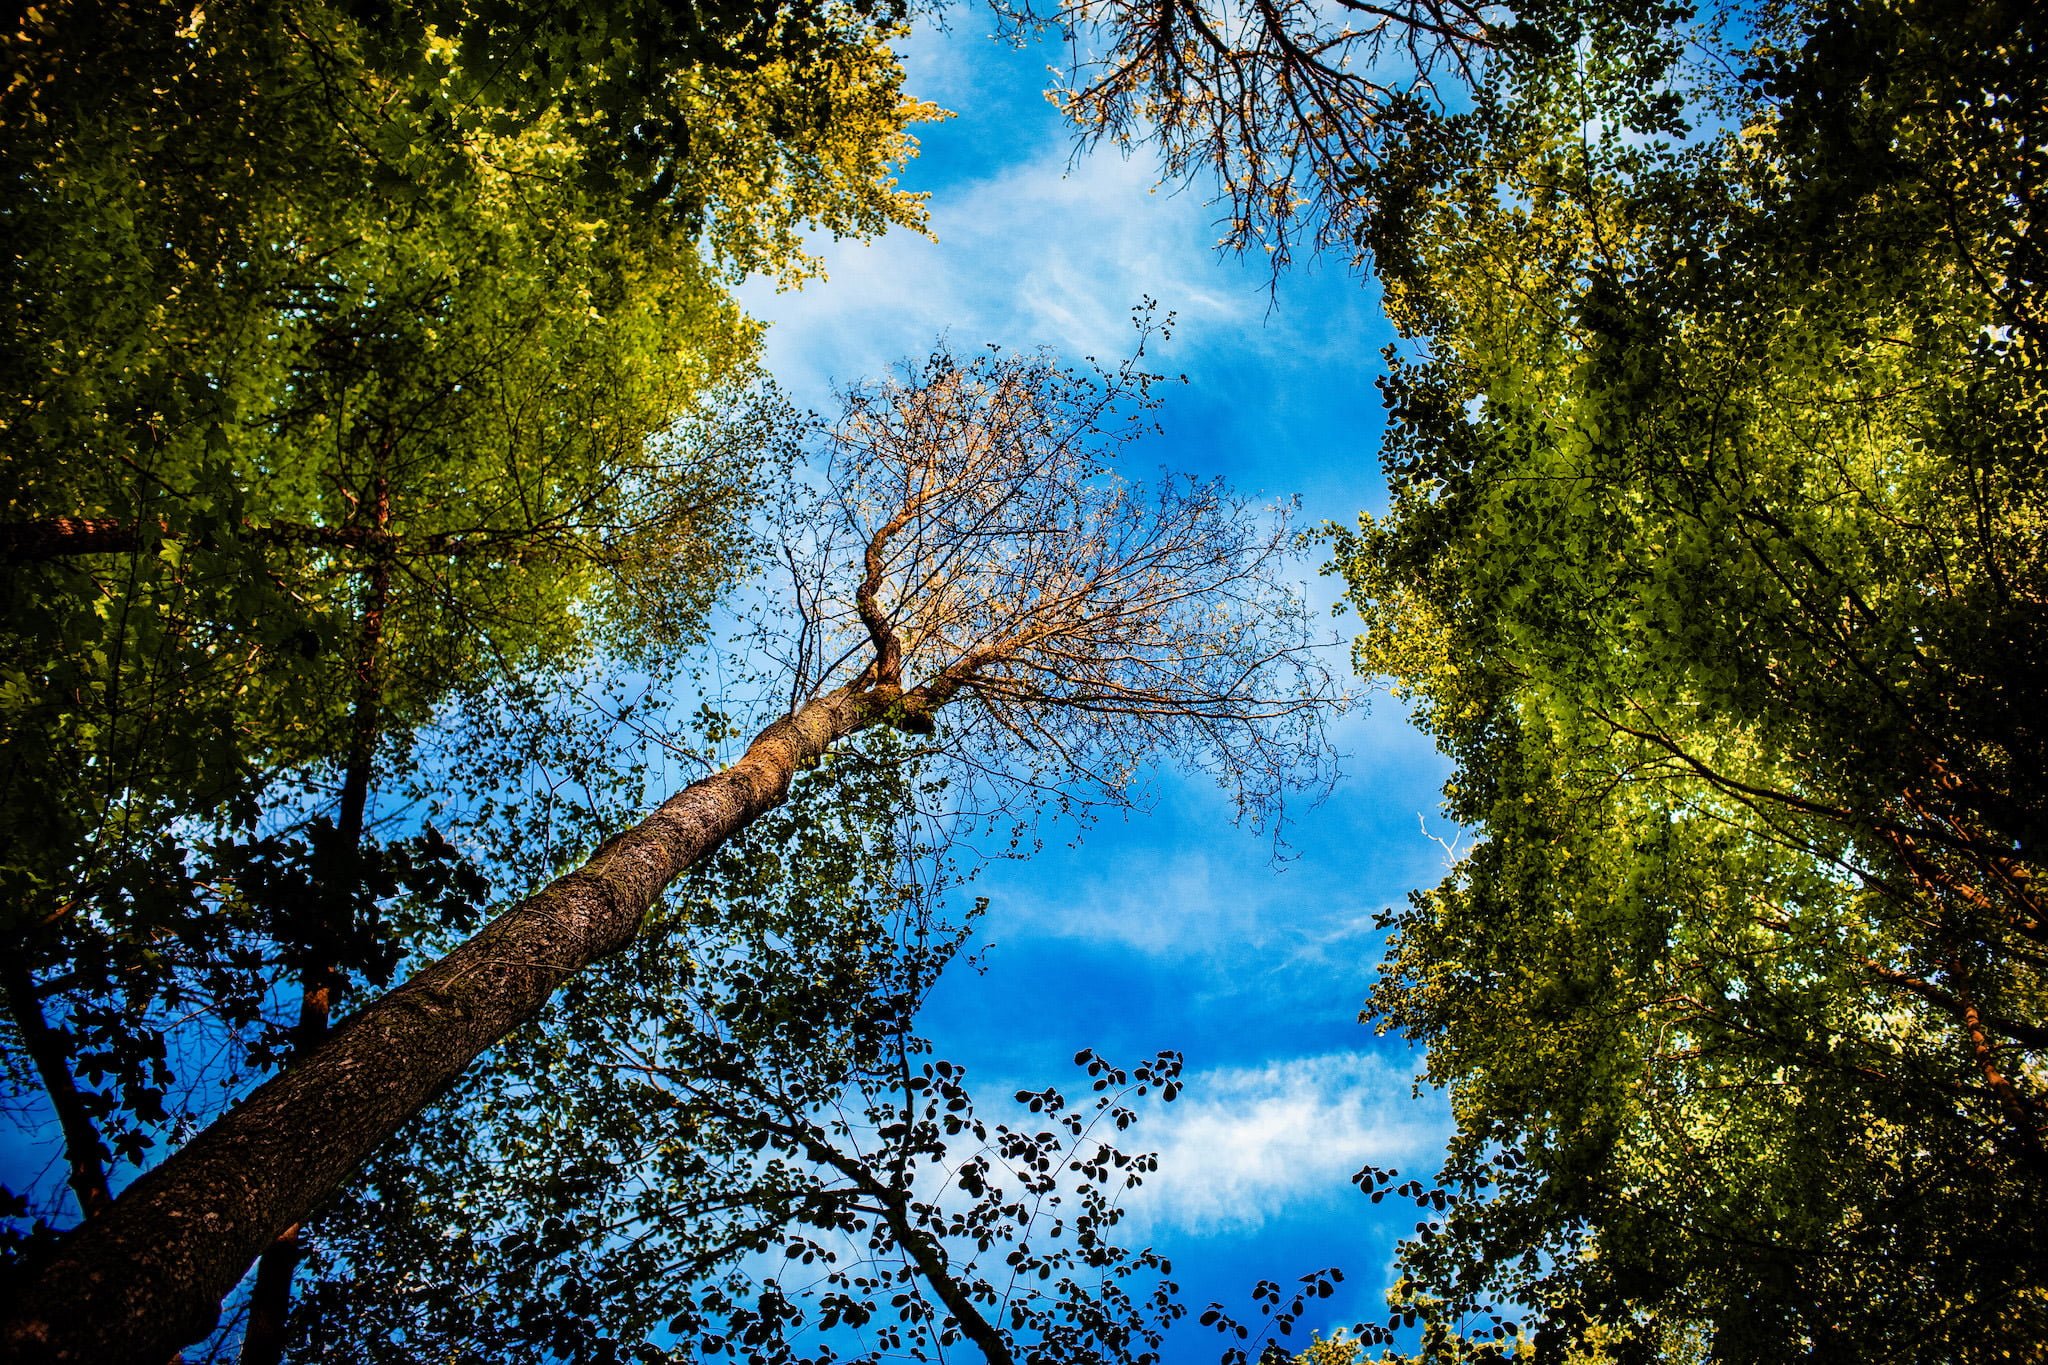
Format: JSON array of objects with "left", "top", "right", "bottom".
[
  {"left": 3, "top": 2, "right": 934, "bottom": 1354},
  {"left": 0, "top": 336, "right": 1339, "bottom": 1363},
  {"left": 1327, "top": 0, "right": 2048, "bottom": 1355},
  {"left": 0, "top": 0, "right": 928, "bottom": 898},
  {"left": 293, "top": 733, "right": 1194, "bottom": 1364},
  {"left": 0, "top": 0, "right": 928, "bottom": 1229},
  {"left": 0, "top": 0, "right": 929, "bottom": 939},
  {"left": 992, "top": 0, "right": 2047, "bottom": 1349}
]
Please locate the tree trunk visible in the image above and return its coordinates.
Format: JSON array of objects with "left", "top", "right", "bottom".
[
  {"left": 0, "top": 684, "right": 889, "bottom": 1365},
  {"left": 234, "top": 1229, "right": 304, "bottom": 1365},
  {"left": 0, "top": 515, "right": 567, "bottom": 565},
  {"left": 0, "top": 517, "right": 142, "bottom": 561},
  {"left": 240, "top": 526, "right": 391, "bottom": 1365}
]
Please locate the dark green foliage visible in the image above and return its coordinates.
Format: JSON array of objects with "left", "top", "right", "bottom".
[
  {"left": 0, "top": 0, "right": 924, "bottom": 1221},
  {"left": 1335, "top": 0, "right": 2048, "bottom": 1357}
]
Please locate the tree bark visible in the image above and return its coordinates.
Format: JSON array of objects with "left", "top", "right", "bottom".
[
  {"left": 1948, "top": 956, "right": 2047, "bottom": 1168},
  {"left": 0, "top": 517, "right": 143, "bottom": 561},
  {"left": 240, "top": 511, "right": 391, "bottom": 1365},
  {"left": 234, "top": 1228, "right": 304, "bottom": 1365},
  {"left": 0, "top": 684, "right": 892, "bottom": 1365},
  {"left": 0, "top": 515, "right": 564, "bottom": 566}
]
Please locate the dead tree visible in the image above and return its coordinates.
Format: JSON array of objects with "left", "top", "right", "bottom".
[
  {"left": 997, "top": 0, "right": 1505, "bottom": 265},
  {"left": 0, "top": 337, "right": 1338, "bottom": 1363}
]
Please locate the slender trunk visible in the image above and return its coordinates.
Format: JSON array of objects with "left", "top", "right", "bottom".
[
  {"left": 0, "top": 961, "right": 111, "bottom": 1219},
  {"left": 0, "top": 516, "right": 142, "bottom": 561},
  {"left": 880, "top": 1199, "right": 1014, "bottom": 1365},
  {"left": 239, "top": 519, "right": 390, "bottom": 1365},
  {"left": 1948, "top": 957, "right": 2046, "bottom": 1166},
  {"left": 1854, "top": 953, "right": 2048, "bottom": 1049},
  {"left": 767, "top": 1109, "right": 1012, "bottom": 1365},
  {"left": 0, "top": 515, "right": 558, "bottom": 566},
  {"left": 0, "top": 684, "right": 890, "bottom": 1365},
  {"left": 234, "top": 1232, "right": 304, "bottom": 1365}
]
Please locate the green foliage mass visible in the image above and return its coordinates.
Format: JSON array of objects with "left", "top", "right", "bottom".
[
  {"left": 1336, "top": 0, "right": 2048, "bottom": 1356},
  {"left": 0, "top": 0, "right": 928, "bottom": 1213},
  {"left": 0, "top": 0, "right": 929, "bottom": 899}
]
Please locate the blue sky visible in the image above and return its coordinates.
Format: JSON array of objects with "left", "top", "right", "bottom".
[
  {"left": 0, "top": 22, "right": 1463, "bottom": 1358},
  {"left": 740, "top": 21, "right": 1463, "bottom": 1357}
]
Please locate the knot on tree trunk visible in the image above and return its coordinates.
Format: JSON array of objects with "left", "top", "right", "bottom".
[{"left": 864, "top": 684, "right": 938, "bottom": 736}]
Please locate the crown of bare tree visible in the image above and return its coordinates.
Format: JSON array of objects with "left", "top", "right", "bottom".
[{"left": 999, "top": 0, "right": 1503, "bottom": 265}]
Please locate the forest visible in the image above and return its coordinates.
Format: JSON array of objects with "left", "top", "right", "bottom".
[{"left": 0, "top": 0, "right": 2041, "bottom": 1361}]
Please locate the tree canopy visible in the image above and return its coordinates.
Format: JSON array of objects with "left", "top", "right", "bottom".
[
  {"left": 2, "top": 0, "right": 935, "bottom": 1355},
  {"left": 0, "top": 0, "right": 931, "bottom": 914},
  {"left": 1329, "top": 0, "right": 2048, "bottom": 1355},
  {"left": 6, "top": 0, "right": 2045, "bottom": 1360}
]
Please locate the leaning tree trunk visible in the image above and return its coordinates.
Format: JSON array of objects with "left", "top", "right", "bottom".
[{"left": 0, "top": 684, "right": 894, "bottom": 1365}]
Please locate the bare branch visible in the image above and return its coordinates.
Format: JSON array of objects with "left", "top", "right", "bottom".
[
  {"left": 993, "top": 0, "right": 1509, "bottom": 265},
  {"left": 781, "top": 326, "right": 1345, "bottom": 826}
]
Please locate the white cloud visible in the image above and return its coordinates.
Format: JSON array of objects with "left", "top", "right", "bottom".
[
  {"left": 736, "top": 15, "right": 1266, "bottom": 409},
  {"left": 1129, "top": 1052, "right": 1448, "bottom": 1234},
  {"left": 741, "top": 145, "right": 1247, "bottom": 404},
  {"left": 973, "top": 701, "right": 1454, "bottom": 969},
  {"left": 738, "top": 19, "right": 1403, "bottom": 538}
]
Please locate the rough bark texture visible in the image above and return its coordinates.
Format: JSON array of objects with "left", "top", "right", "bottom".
[
  {"left": 0, "top": 686, "right": 884, "bottom": 1365},
  {"left": 0, "top": 516, "right": 141, "bottom": 561}
]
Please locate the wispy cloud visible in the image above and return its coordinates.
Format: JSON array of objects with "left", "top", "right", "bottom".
[
  {"left": 741, "top": 144, "right": 1246, "bottom": 404},
  {"left": 1129, "top": 1052, "right": 1447, "bottom": 1235},
  {"left": 739, "top": 18, "right": 1401, "bottom": 549},
  {"left": 974, "top": 703, "right": 1453, "bottom": 970}
]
